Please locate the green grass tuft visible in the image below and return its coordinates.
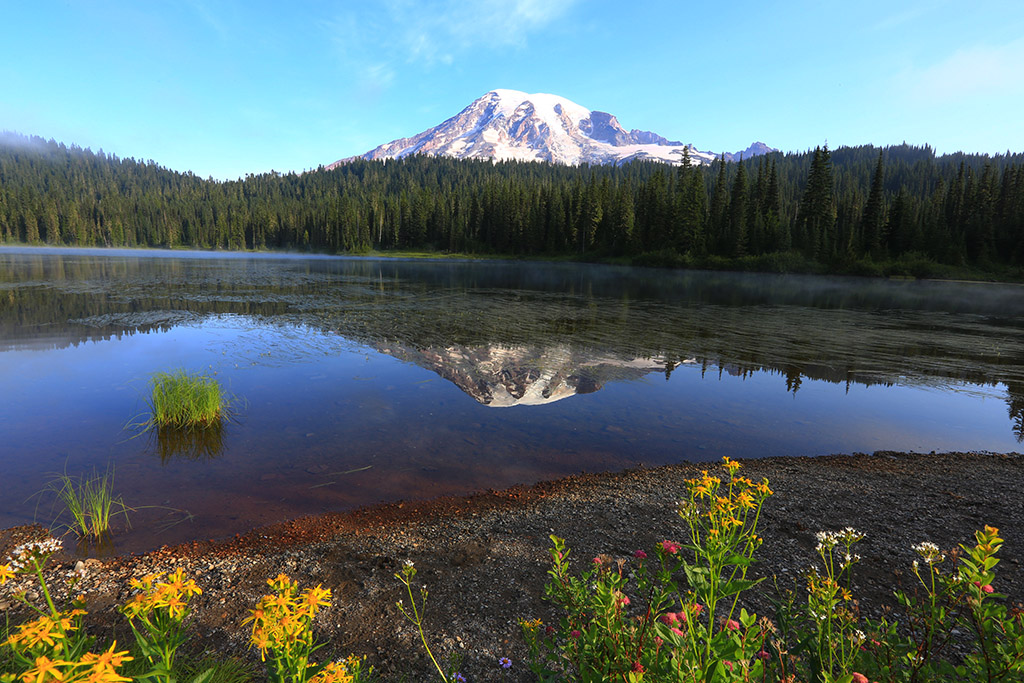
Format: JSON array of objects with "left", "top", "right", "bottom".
[
  {"left": 47, "top": 465, "right": 130, "bottom": 539},
  {"left": 150, "top": 370, "right": 226, "bottom": 430}
]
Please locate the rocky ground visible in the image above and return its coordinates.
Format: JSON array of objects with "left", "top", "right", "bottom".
[{"left": 2, "top": 451, "right": 1022, "bottom": 682}]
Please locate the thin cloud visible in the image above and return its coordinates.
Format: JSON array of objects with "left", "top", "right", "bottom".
[
  {"left": 324, "top": 0, "right": 577, "bottom": 90},
  {"left": 871, "top": 0, "right": 948, "bottom": 32},
  {"left": 897, "top": 39, "right": 1024, "bottom": 103}
]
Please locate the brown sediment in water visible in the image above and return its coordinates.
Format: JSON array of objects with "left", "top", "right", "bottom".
[{"left": 2, "top": 451, "right": 1023, "bottom": 682}]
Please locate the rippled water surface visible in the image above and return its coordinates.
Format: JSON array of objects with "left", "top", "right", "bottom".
[{"left": 2, "top": 247, "right": 1023, "bottom": 554}]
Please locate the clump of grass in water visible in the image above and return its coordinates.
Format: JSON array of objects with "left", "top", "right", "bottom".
[
  {"left": 150, "top": 370, "right": 225, "bottom": 430},
  {"left": 47, "top": 465, "right": 130, "bottom": 539}
]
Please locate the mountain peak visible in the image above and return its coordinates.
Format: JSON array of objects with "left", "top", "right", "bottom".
[{"left": 329, "top": 91, "right": 775, "bottom": 169}]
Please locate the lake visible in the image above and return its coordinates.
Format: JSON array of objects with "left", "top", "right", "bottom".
[{"left": 2, "top": 246, "right": 1023, "bottom": 555}]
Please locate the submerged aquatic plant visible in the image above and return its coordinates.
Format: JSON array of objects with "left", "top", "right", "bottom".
[
  {"left": 149, "top": 370, "right": 226, "bottom": 430},
  {"left": 46, "top": 465, "right": 130, "bottom": 540}
]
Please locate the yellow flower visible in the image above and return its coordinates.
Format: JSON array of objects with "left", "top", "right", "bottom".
[
  {"left": 10, "top": 615, "right": 62, "bottom": 650},
  {"left": 734, "top": 491, "right": 755, "bottom": 510},
  {"left": 301, "top": 585, "right": 332, "bottom": 611},
  {"left": 0, "top": 563, "right": 15, "bottom": 585},
  {"left": 164, "top": 593, "right": 187, "bottom": 619},
  {"left": 129, "top": 573, "right": 164, "bottom": 591},
  {"left": 310, "top": 661, "right": 354, "bottom": 683},
  {"left": 268, "top": 573, "right": 294, "bottom": 592},
  {"left": 20, "top": 655, "right": 67, "bottom": 683}
]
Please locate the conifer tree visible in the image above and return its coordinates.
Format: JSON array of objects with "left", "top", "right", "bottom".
[{"left": 861, "top": 150, "right": 886, "bottom": 258}]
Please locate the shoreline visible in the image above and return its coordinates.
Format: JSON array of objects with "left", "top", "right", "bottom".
[
  {"left": 2, "top": 450, "right": 1023, "bottom": 681},
  {"left": 5, "top": 243, "right": 1024, "bottom": 286}
]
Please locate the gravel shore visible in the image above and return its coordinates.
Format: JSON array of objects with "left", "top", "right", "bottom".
[{"left": 2, "top": 451, "right": 1022, "bottom": 682}]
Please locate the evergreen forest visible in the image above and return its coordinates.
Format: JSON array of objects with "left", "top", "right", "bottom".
[{"left": 2, "top": 132, "right": 1023, "bottom": 278}]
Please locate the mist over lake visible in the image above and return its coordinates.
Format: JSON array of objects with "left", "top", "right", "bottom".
[{"left": 2, "top": 246, "right": 1022, "bottom": 554}]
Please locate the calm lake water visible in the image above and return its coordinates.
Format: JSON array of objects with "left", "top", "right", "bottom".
[{"left": 2, "top": 246, "right": 1023, "bottom": 554}]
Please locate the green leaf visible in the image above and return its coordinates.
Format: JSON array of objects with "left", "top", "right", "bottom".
[
  {"left": 187, "top": 669, "right": 216, "bottom": 683},
  {"left": 725, "top": 553, "right": 754, "bottom": 568}
]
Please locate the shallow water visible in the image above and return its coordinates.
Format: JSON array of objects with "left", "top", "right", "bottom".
[{"left": 2, "top": 247, "right": 1022, "bottom": 555}]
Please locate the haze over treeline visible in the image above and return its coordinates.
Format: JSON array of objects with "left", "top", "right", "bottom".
[{"left": 1, "top": 132, "right": 1023, "bottom": 276}]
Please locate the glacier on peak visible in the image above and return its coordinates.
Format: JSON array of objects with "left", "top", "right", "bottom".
[{"left": 329, "top": 90, "right": 775, "bottom": 169}]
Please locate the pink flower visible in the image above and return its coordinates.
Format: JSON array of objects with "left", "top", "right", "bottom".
[
  {"left": 982, "top": 584, "right": 994, "bottom": 593},
  {"left": 570, "top": 630, "right": 581, "bottom": 639},
  {"left": 592, "top": 556, "right": 603, "bottom": 565},
  {"left": 619, "top": 595, "right": 630, "bottom": 606},
  {"left": 660, "top": 612, "right": 679, "bottom": 625},
  {"left": 633, "top": 550, "right": 647, "bottom": 559},
  {"left": 851, "top": 674, "right": 868, "bottom": 683},
  {"left": 654, "top": 636, "right": 663, "bottom": 648},
  {"left": 545, "top": 625, "right": 555, "bottom": 636},
  {"left": 757, "top": 650, "right": 770, "bottom": 661},
  {"left": 691, "top": 603, "right": 704, "bottom": 617},
  {"left": 632, "top": 662, "right": 645, "bottom": 673},
  {"left": 725, "top": 619, "right": 740, "bottom": 631},
  {"left": 661, "top": 540, "right": 680, "bottom": 554},
  {"left": 724, "top": 661, "right": 733, "bottom": 672},
  {"left": 671, "top": 627, "right": 685, "bottom": 637}
]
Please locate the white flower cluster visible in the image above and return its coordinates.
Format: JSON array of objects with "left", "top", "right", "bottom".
[
  {"left": 815, "top": 528, "right": 864, "bottom": 553},
  {"left": 7, "top": 537, "right": 63, "bottom": 572},
  {"left": 912, "top": 541, "right": 945, "bottom": 564},
  {"left": 815, "top": 530, "right": 841, "bottom": 551}
]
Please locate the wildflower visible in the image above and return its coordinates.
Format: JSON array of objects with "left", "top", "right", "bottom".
[
  {"left": 851, "top": 674, "right": 868, "bottom": 683},
  {"left": 660, "top": 540, "right": 680, "bottom": 554},
  {"left": 7, "top": 538, "right": 63, "bottom": 572},
  {"left": 592, "top": 556, "right": 603, "bottom": 565},
  {"left": 570, "top": 630, "right": 581, "bottom": 639},
  {"left": 632, "top": 661, "right": 645, "bottom": 673},
  {"left": 633, "top": 550, "right": 647, "bottom": 559},
  {"left": 671, "top": 627, "right": 685, "bottom": 637},
  {"left": 757, "top": 650, "right": 771, "bottom": 661},
  {"left": 913, "top": 541, "right": 944, "bottom": 564},
  {"left": 723, "top": 660, "right": 734, "bottom": 671},
  {"left": 498, "top": 656, "right": 511, "bottom": 669},
  {"left": 453, "top": 674, "right": 466, "bottom": 683},
  {"left": 660, "top": 613, "right": 678, "bottom": 625},
  {"left": 0, "top": 562, "right": 15, "bottom": 584},
  {"left": 545, "top": 625, "right": 555, "bottom": 636},
  {"left": 21, "top": 655, "right": 68, "bottom": 683},
  {"left": 725, "top": 619, "right": 740, "bottom": 631}
]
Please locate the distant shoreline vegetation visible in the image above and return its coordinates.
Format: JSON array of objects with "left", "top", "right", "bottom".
[{"left": 1, "top": 132, "right": 1022, "bottom": 282}]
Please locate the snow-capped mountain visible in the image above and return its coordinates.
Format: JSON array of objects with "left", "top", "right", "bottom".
[{"left": 330, "top": 90, "right": 774, "bottom": 168}]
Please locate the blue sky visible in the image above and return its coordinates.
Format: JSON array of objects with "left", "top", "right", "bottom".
[{"left": 3, "top": 0, "right": 1022, "bottom": 179}]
